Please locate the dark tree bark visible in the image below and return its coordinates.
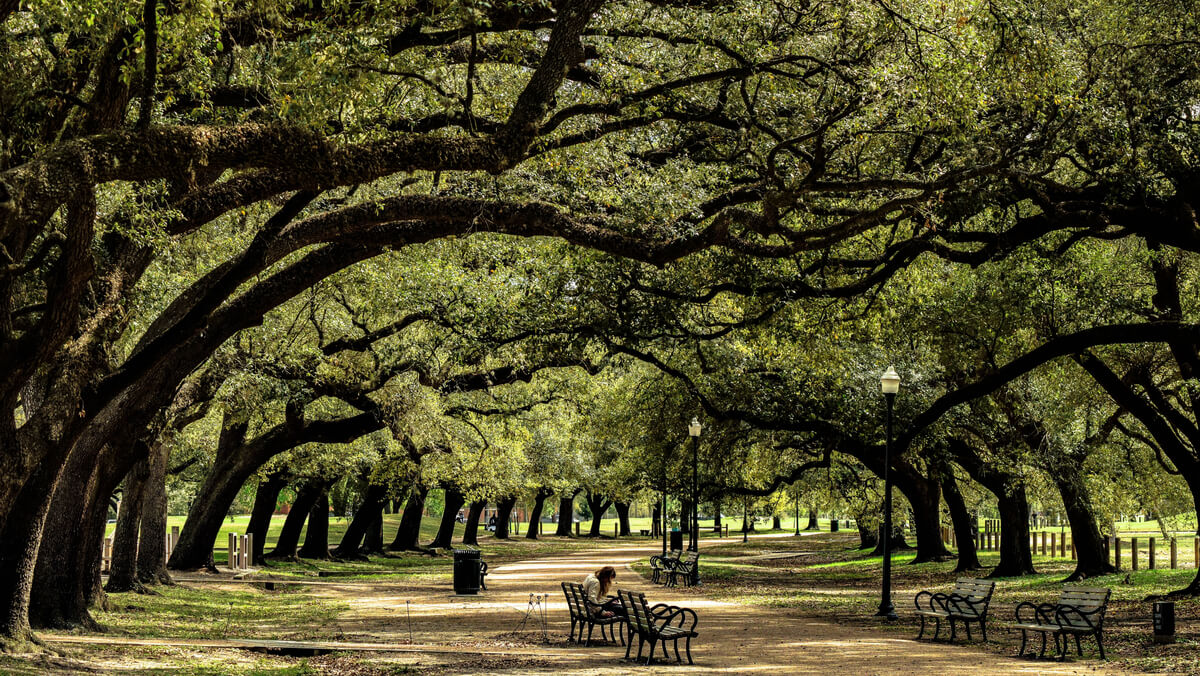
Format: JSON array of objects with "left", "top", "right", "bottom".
[
  {"left": 614, "top": 502, "right": 631, "bottom": 536},
  {"left": 363, "top": 508, "right": 384, "bottom": 554},
  {"left": 525, "top": 488, "right": 551, "bottom": 540},
  {"left": 989, "top": 485, "right": 1036, "bottom": 577},
  {"left": 712, "top": 500, "right": 721, "bottom": 529},
  {"left": 461, "top": 500, "right": 486, "bottom": 546},
  {"left": 772, "top": 515, "right": 782, "bottom": 530},
  {"left": 168, "top": 416, "right": 248, "bottom": 569},
  {"left": 389, "top": 484, "right": 428, "bottom": 551},
  {"left": 941, "top": 471, "right": 982, "bottom": 572},
  {"left": 650, "top": 503, "right": 661, "bottom": 537},
  {"left": 1054, "top": 466, "right": 1115, "bottom": 580},
  {"left": 334, "top": 482, "right": 387, "bottom": 557},
  {"left": 555, "top": 491, "right": 578, "bottom": 537},
  {"left": 299, "top": 492, "right": 330, "bottom": 559},
  {"left": 871, "top": 524, "right": 911, "bottom": 554},
  {"left": 106, "top": 458, "right": 149, "bottom": 593},
  {"left": 857, "top": 522, "right": 879, "bottom": 550},
  {"left": 429, "top": 486, "right": 465, "bottom": 549},
  {"left": 136, "top": 442, "right": 172, "bottom": 584},
  {"left": 805, "top": 508, "right": 819, "bottom": 530},
  {"left": 494, "top": 496, "right": 517, "bottom": 539},
  {"left": 892, "top": 471, "right": 953, "bottom": 563},
  {"left": 246, "top": 473, "right": 288, "bottom": 565},
  {"left": 269, "top": 482, "right": 322, "bottom": 559},
  {"left": 585, "top": 492, "right": 611, "bottom": 537}
]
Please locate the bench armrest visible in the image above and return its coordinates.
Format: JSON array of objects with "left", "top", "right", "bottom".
[
  {"left": 1014, "top": 601, "right": 1056, "bottom": 625},
  {"left": 1055, "top": 603, "right": 1104, "bottom": 631},
  {"left": 650, "top": 602, "right": 681, "bottom": 618},
  {"left": 945, "top": 592, "right": 987, "bottom": 616},
  {"left": 656, "top": 606, "right": 698, "bottom": 634}
]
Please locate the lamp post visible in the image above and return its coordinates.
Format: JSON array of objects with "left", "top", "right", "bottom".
[
  {"left": 794, "top": 493, "right": 800, "bottom": 537},
  {"left": 688, "top": 418, "right": 701, "bottom": 552},
  {"left": 876, "top": 366, "right": 900, "bottom": 621}
]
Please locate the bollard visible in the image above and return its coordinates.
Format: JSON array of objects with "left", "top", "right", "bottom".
[
  {"left": 1115, "top": 538, "right": 1122, "bottom": 570},
  {"left": 1071, "top": 541, "right": 1076, "bottom": 560},
  {"left": 1041, "top": 531, "right": 1047, "bottom": 555},
  {"left": 1050, "top": 532, "right": 1056, "bottom": 558},
  {"left": 1150, "top": 538, "right": 1156, "bottom": 570},
  {"left": 575, "top": 521, "right": 580, "bottom": 536},
  {"left": 1132, "top": 537, "right": 1139, "bottom": 571},
  {"left": 245, "top": 533, "right": 254, "bottom": 567},
  {"left": 1171, "top": 538, "right": 1178, "bottom": 569},
  {"left": 228, "top": 533, "right": 237, "bottom": 569},
  {"left": 1061, "top": 533, "right": 1067, "bottom": 557}
]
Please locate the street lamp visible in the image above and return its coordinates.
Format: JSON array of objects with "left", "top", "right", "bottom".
[
  {"left": 688, "top": 418, "right": 702, "bottom": 552},
  {"left": 876, "top": 366, "right": 900, "bottom": 621}
]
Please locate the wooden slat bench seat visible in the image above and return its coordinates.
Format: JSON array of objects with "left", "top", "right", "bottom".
[
  {"left": 1012, "top": 586, "right": 1110, "bottom": 659},
  {"left": 913, "top": 578, "right": 995, "bottom": 642}
]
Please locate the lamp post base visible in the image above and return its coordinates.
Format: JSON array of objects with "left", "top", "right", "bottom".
[{"left": 875, "top": 603, "right": 898, "bottom": 621}]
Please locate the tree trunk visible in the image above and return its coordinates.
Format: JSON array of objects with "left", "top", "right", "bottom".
[
  {"left": 989, "top": 484, "right": 1036, "bottom": 577},
  {"left": 334, "top": 483, "right": 386, "bottom": 557},
  {"left": 585, "top": 492, "right": 611, "bottom": 537},
  {"left": 871, "top": 524, "right": 910, "bottom": 554},
  {"left": 941, "top": 472, "right": 981, "bottom": 572},
  {"left": 269, "top": 482, "right": 321, "bottom": 559},
  {"left": 525, "top": 489, "right": 550, "bottom": 540},
  {"left": 429, "top": 487, "right": 465, "bottom": 549},
  {"left": 614, "top": 502, "right": 631, "bottom": 536},
  {"left": 857, "top": 521, "right": 879, "bottom": 550},
  {"left": 106, "top": 458, "right": 149, "bottom": 593},
  {"left": 1055, "top": 466, "right": 1115, "bottom": 581},
  {"left": 712, "top": 500, "right": 721, "bottom": 529},
  {"left": 650, "top": 503, "right": 661, "bottom": 537},
  {"left": 136, "top": 443, "right": 172, "bottom": 584},
  {"left": 805, "top": 508, "right": 818, "bottom": 530},
  {"left": 299, "top": 493, "right": 331, "bottom": 559},
  {"left": 0, "top": 457, "right": 60, "bottom": 648},
  {"left": 461, "top": 499, "right": 485, "bottom": 546},
  {"left": 363, "top": 508, "right": 384, "bottom": 554},
  {"left": 772, "top": 515, "right": 782, "bottom": 530},
  {"left": 246, "top": 473, "right": 287, "bottom": 565},
  {"left": 167, "top": 419, "right": 249, "bottom": 569},
  {"left": 494, "top": 496, "right": 517, "bottom": 539},
  {"left": 389, "top": 484, "right": 428, "bottom": 551},
  {"left": 894, "top": 472, "right": 953, "bottom": 563},
  {"left": 555, "top": 493, "right": 575, "bottom": 537}
]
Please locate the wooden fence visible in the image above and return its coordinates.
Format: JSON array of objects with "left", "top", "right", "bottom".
[{"left": 940, "top": 526, "right": 1199, "bottom": 570}]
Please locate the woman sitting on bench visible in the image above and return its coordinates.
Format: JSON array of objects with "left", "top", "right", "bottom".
[{"left": 582, "top": 566, "right": 625, "bottom": 617}]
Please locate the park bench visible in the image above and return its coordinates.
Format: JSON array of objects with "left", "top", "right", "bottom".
[
  {"left": 562, "top": 582, "right": 624, "bottom": 646},
  {"left": 478, "top": 560, "right": 488, "bottom": 590},
  {"left": 618, "top": 589, "right": 698, "bottom": 665},
  {"left": 913, "top": 578, "right": 995, "bottom": 641},
  {"left": 1012, "top": 586, "right": 1111, "bottom": 659},
  {"left": 649, "top": 550, "right": 680, "bottom": 584},
  {"left": 665, "top": 550, "right": 701, "bottom": 588}
]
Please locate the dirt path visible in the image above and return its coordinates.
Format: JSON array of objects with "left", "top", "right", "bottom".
[{"left": 301, "top": 537, "right": 1131, "bottom": 674}]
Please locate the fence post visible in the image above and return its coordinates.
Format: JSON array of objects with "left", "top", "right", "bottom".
[
  {"left": 1171, "top": 538, "right": 1178, "bottom": 569},
  {"left": 1132, "top": 537, "right": 1139, "bottom": 571},
  {"left": 1149, "top": 537, "right": 1156, "bottom": 570},
  {"left": 1061, "top": 533, "right": 1067, "bottom": 557},
  {"left": 245, "top": 533, "right": 254, "bottom": 568},
  {"left": 228, "top": 533, "right": 236, "bottom": 569},
  {"left": 1115, "top": 537, "right": 1122, "bottom": 570},
  {"left": 1040, "top": 531, "right": 1046, "bottom": 555},
  {"left": 1050, "top": 532, "right": 1056, "bottom": 558}
]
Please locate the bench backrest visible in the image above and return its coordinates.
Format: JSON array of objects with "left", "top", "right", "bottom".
[
  {"left": 619, "top": 589, "right": 653, "bottom": 635},
  {"left": 680, "top": 551, "right": 699, "bottom": 565},
  {"left": 1057, "top": 586, "right": 1110, "bottom": 627},
  {"left": 666, "top": 550, "right": 681, "bottom": 561},
  {"left": 950, "top": 578, "right": 995, "bottom": 604},
  {"left": 562, "top": 582, "right": 585, "bottom": 620}
]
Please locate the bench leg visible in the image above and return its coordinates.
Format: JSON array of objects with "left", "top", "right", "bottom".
[
  {"left": 948, "top": 618, "right": 957, "bottom": 642},
  {"left": 1038, "top": 631, "right": 1047, "bottom": 658},
  {"left": 624, "top": 631, "right": 634, "bottom": 659},
  {"left": 568, "top": 619, "right": 577, "bottom": 642},
  {"left": 1074, "top": 634, "right": 1082, "bottom": 656},
  {"left": 1019, "top": 629, "right": 1028, "bottom": 657},
  {"left": 674, "top": 638, "right": 682, "bottom": 662},
  {"left": 646, "top": 636, "right": 657, "bottom": 665},
  {"left": 964, "top": 621, "right": 972, "bottom": 641},
  {"left": 1096, "top": 632, "right": 1106, "bottom": 660},
  {"left": 585, "top": 623, "right": 594, "bottom": 647},
  {"left": 980, "top": 619, "right": 988, "bottom": 643},
  {"left": 917, "top": 615, "right": 926, "bottom": 640},
  {"left": 636, "top": 635, "right": 645, "bottom": 662},
  {"left": 685, "top": 636, "right": 694, "bottom": 665},
  {"left": 932, "top": 617, "right": 941, "bottom": 640}
]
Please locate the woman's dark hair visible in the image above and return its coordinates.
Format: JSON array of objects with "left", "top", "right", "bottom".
[{"left": 596, "top": 565, "right": 617, "bottom": 597}]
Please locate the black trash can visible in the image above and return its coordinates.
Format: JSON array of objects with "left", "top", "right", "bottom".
[
  {"left": 1154, "top": 601, "right": 1175, "bottom": 644},
  {"left": 830, "top": 519, "right": 839, "bottom": 532},
  {"left": 670, "top": 529, "right": 683, "bottom": 551},
  {"left": 453, "top": 549, "right": 481, "bottom": 595}
]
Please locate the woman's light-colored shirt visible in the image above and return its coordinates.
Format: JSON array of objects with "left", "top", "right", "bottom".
[{"left": 582, "top": 573, "right": 603, "bottom": 605}]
